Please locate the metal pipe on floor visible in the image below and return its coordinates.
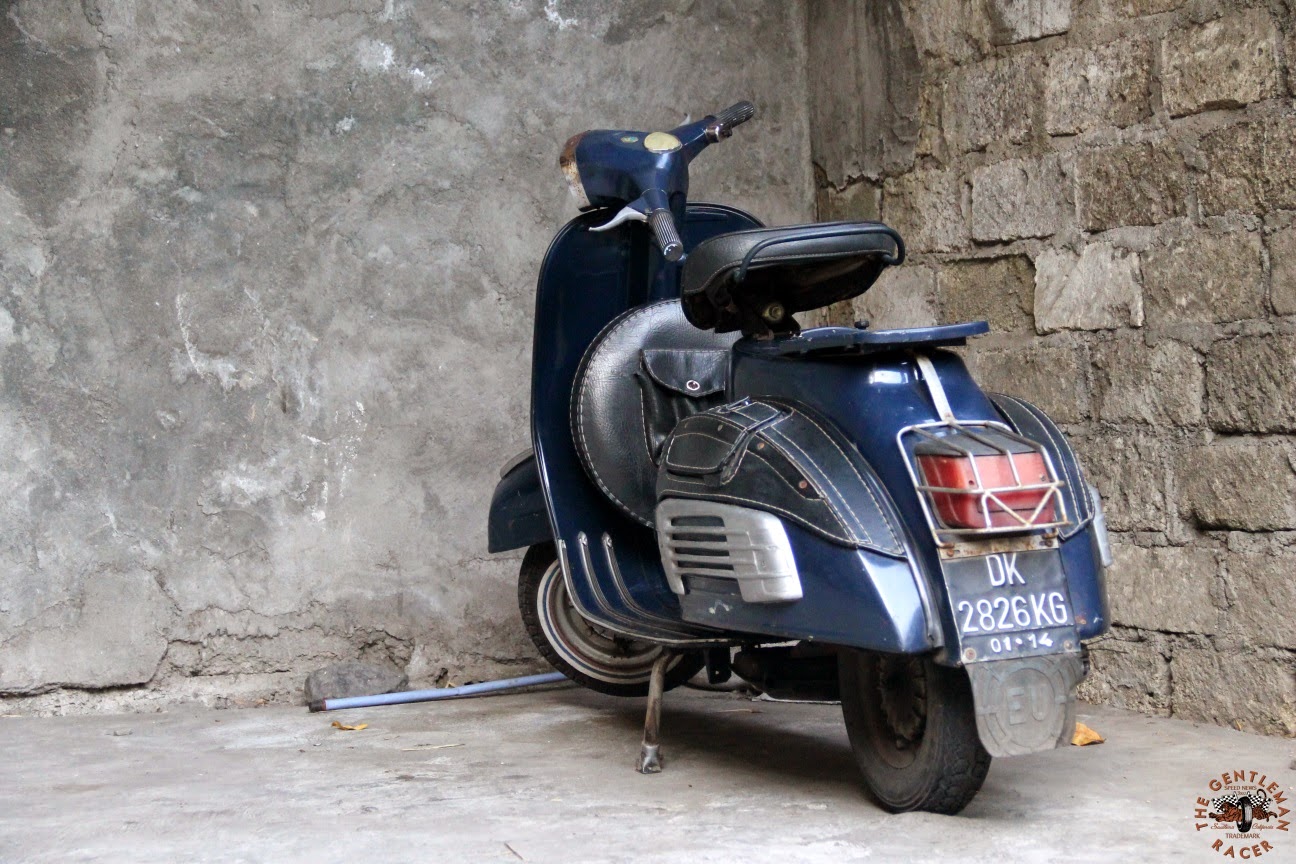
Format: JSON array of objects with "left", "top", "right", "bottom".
[{"left": 307, "top": 671, "right": 569, "bottom": 712}]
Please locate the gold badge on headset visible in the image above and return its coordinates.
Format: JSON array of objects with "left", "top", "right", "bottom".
[{"left": 643, "top": 131, "right": 682, "bottom": 153}]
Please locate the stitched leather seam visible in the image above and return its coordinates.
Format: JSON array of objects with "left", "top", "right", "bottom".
[
  {"left": 721, "top": 400, "right": 868, "bottom": 543},
  {"left": 782, "top": 405, "right": 903, "bottom": 551},
  {"left": 991, "top": 396, "right": 1022, "bottom": 436},
  {"left": 660, "top": 400, "right": 903, "bottom": 554},
  {"left": 662, "top": 413, "right": 759, "bottom": 468},
  {"left": 716, "top": 410, "right": 789, "bottom": 482},
  {"left": 747, "top": 449, "right": 833, "bottom": 502},
  {"left": 664, "top": 444, "right": 863, "bottom": 543},
  {"left": 733, "top": 448, "right": 845, "bottom": 521},
  {"left": 732, "top": 400, "right": 885, "bottom": 547},
  {"left": 762, "top": 425, "right": 869, "bottom": 545},
  {"left": 1028, "top": 398, "right": 1083, "bottom": 521},
  {"left": 715, "top": 410, "right": 775, "bottom": 435},
  {"left": 666, "top": 443, "right": 833, "bottom": 507},
  {"left": 767, "top": 401, "right": 900, "bottom": 549},
  {"left": 662, "top": 431, "right": 740, "bottom": 472},
  {"left": 636, "top": 380, "right": 657, "bottom": 466},
  {"left": 718, "top": 398, "right": 776, "bottom": 422},
  {"left": 664, "top": 428, "right": 759, "bottom": 493},
  {"left": 574, "top": 300, "right": 677, "bottom": 527}
]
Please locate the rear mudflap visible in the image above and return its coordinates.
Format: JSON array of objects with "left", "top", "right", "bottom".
[
  {"left": 966, "top": 653, "right": 1085, "bottom": 757},
  {"left": 935, "top": 544, "right": 1087, "bottom": 756}
]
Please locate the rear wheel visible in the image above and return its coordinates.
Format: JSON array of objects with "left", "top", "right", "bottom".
[
  {"left": 518, "top": 544, "right": 703, "bottom": 697},
  {"left": 839, "top": 648, "right": 991, "bottom": 814}
]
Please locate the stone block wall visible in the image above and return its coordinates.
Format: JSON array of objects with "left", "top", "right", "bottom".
[{"left": 809, "top": 0, "right": 1296, "bottom": 735}]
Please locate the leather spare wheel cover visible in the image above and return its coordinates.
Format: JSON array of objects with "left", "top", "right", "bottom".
[{"left": 571, "top": 301, "right": 738, "bottom": 526}]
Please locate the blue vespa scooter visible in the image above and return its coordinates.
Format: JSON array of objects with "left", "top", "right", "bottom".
[{"left": 488, "top": 102, "right": 1112, "bottom": 814}]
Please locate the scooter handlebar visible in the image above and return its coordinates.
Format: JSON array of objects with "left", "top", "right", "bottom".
[
  {"left": 706, "top": 101, "right": 756, "bottom": 141},
  {"left": 648, "top": 208, "right": 684, "bottom": 262}
]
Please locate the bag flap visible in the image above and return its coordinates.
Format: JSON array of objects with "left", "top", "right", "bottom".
[
  {"left": 662, "top": 401, "right": 783, "bottom": 477},
  {"left": 640, "top": 349, "right": 729, "bottom": 397}
]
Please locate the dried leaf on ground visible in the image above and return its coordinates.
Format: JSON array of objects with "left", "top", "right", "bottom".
[
  {"left": 1071, "top": 721, "right": 1104, "bottom": 746},
  {"left": 331, "top": 721, "right": 369, "bottom": 731}
]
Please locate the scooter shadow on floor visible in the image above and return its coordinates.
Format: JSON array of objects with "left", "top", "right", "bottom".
[
  {"left": 564, "top": 688, "right": 1074, "bottom": 822},
  {"left": 536, "top": 687, "right": 1105, "bottom": 823},
  {"left": 568, "top": 687, "right": 865, "bottom": 797}
]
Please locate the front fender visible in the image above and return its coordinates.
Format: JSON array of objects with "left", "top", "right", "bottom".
[{"left": 487, "top": 455, "right": 552, "bottom": 553}]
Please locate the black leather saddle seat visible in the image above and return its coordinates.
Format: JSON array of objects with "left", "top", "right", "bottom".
[
  {"left": 680, "top": 220, "right": 904, "bottom": 335},
  {"left": 571, "top": 301, "right": 739, "bottom": 527}
]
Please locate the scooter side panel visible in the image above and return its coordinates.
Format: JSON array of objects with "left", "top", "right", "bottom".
[
  {"left": 730, "top": 346, "right": 1108, "bottom": 657},
  {"left": 529, "top": 204, "right": 763, "bottom": 641},
  {"left": 676, "top": 519, "right": 932, "bottom": 652},
  {"left": 730, "top": 348, "right": 980, "bottom": 655},
  {"left": 1058, "top": 518, "right": 1110, "bottom": 640}
]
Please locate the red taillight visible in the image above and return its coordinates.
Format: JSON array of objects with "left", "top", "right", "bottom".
[{"left": 916, "top": 450, "right": 1056, "bottom": 530}]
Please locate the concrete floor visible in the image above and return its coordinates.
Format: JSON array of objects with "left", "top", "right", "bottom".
[{"left": 2, "top": 686, "right": 1293, "bottom": 864}]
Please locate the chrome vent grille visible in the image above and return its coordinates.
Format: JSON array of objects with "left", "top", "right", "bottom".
[{"left": 656, "top": 499, "right": 801, "bottom": 604}]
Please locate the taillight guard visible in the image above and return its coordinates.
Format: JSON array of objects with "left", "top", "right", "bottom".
[{"left": 899, "top": 421, "right": 1071, "bottom": 547}]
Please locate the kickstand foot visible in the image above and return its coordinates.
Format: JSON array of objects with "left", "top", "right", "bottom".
[{"left": 636, "top": 650, "right": 674, "bottom": 774}]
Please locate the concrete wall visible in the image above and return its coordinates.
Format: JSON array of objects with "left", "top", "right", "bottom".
[
  {"left": 809, "top": 0, "right": 1296, "bottom": 735},
  {"left": 0, "top": 0, "right": 812, "bottom": 713}
]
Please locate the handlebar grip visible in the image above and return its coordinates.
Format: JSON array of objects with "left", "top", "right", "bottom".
[
  {"left": 707, "top": 101, "right": 756, "bottom": 141},
  {"left": 715, "top": 101, "right": 756, "bottom": 130},
  {"left": 648, "top": 209, "right": 684, "bottom": 262}
]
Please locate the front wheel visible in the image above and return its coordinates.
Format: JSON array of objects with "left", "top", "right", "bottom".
[
  {"left": 517, "top": 544, "right": 703, "bottom": 697},
  {"left": 839, "top": 649, "right": 991, "bottom": 814}
]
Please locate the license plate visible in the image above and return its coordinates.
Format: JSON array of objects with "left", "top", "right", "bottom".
[{"left": 941, "top": 550, "right": 1078, "bottom": 663}]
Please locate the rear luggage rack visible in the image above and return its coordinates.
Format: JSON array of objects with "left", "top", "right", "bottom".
[{"left": 898, "top": 421, "right": 1070, "bottom": 549}]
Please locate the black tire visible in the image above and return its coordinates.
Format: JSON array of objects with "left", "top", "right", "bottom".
[
  {"left": 518, "top": 544, "right": 704, "bottom": 698},
  {"left": 839, "top": 648, "right": 991, "bottom": 814},
  {"left": 1239, "top": 800, "right": 1254, "bottom": 834}
]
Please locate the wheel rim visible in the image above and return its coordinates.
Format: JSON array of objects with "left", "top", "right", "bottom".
[
  {"left": 536, "top": 560, "right": 666, "bottom": 685},
  {"left": 863, "top": 653, "right": 929, "bottom": 769}
]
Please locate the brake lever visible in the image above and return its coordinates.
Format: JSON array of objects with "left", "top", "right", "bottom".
[{"left": 589, "top": 203, "right": 648, "bottom": 232}]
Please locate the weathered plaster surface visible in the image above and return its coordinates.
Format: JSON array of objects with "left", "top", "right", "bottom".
[{"left": 0, "top": 0, "right": 812, "bottom": 713}]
